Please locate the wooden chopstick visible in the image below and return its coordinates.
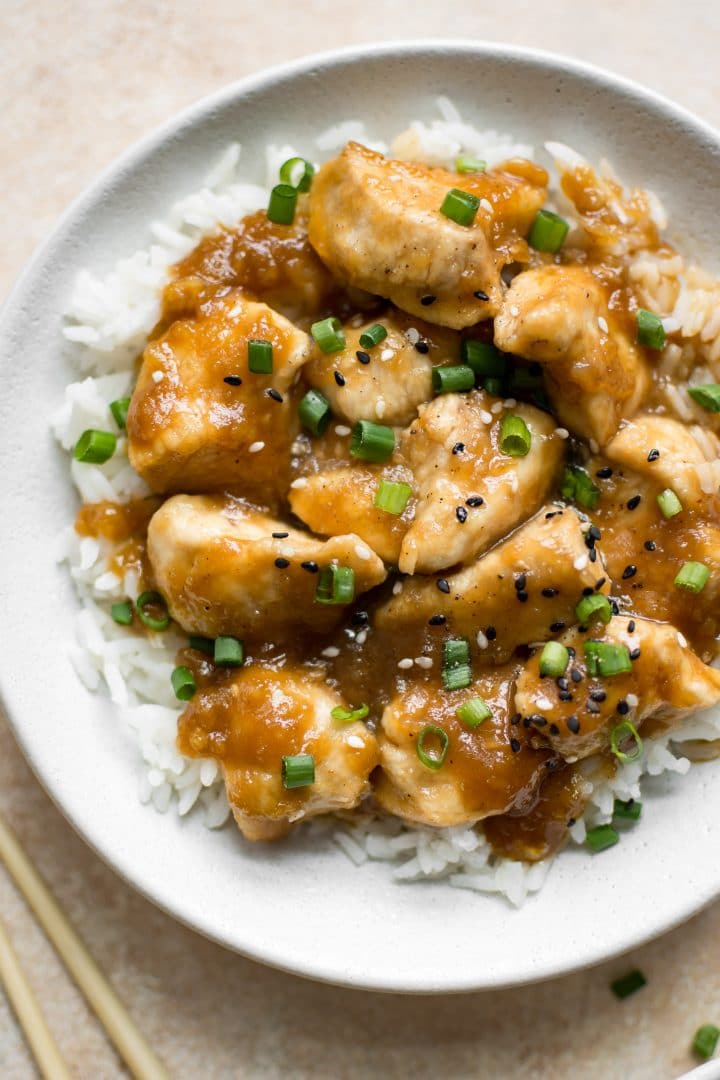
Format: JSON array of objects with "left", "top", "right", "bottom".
[
  {"left": 0, "top": 914, "right": 73, "bottom": 1080},
  {"left": 0, "top": 812, "right": 168, "bottom": 1080}
]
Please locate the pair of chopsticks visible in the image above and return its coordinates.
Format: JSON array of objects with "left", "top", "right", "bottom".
[{"left": 0, "top": 811, "right": 168, "bottom": 1079}]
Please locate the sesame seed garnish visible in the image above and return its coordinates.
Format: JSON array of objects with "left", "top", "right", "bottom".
[
  {"left": 622, "top": 564, "right": 637, "bottom": 579},
  {"left": 616, "top": 700, "right": 630, "bottom": 715},
  {"left": 626, "top": 693, "right": 639, "bottom": 707},
  {"left": 380, "top": 349, "right": 394, "bottom": 361},
  {"left": 415, "top": 656, "right": 433, "bottom": 670},
  {"left": 476, "top": 630, "right": 489, "bottom": 649},
  {"left": 355, "top": 630, "right": 368, "bottom": 645},
  {"left": 550, "top": 723, "right": 560, "bottom": 735},
  {"left": 274, "top": 557, "right": 290, "bottom": 569},
  {"left": 510, "top": 713, "right": 521, "bottom": 725},
  {"left": 573, "top": 554, "right": 589, "bottom": 570},
  {"left": 335, "top": 424, "right": 351, "bottom": 436},
  {"left": 248, "top": 441, "right": 265, "bottom": 453},
  {"left": 559, "top": 691, "right": 573, "bottom": 702},
  {"left": 571, "top": 669, "right": 583, "bottom": 684},
  {"left": 480, "top": 410, "right": 493, "bottom": 424},
  {"left": 290, "top": 477, "right": 308, "bottom": 489},
  {"left": 596, "top": 466, "right": 613, "bottom": 479},
  {"left": 414, "top": 340, "right": 430, "bottom": 354},
  {"left": 466, "top": 496, "right": 484, "bottom": 507},
  {"left": 629, "top": 647, "right": 641, "bottom": 660},
  {"left": 550, "top": 621, "right": 566, "bottom": 633},
  {"left": 582, "top": 586, "right": 594, "bottom": 597},
  {"left": 589, "top": 549, "right": 597, "bottom": 563},
  {"left": 515, "top": 573, "right": 527, "bottom": 592},
  {"left": 517, "top": 590, "right": 529, "bottom": 603},
  {"left": 598, "top": 315, "right": 609, "bottom": 334},
  {"left": 554, "top": 427, "right": 570, "bottom": 440},
  {"left": 587, "top": 700, "right": 601, "bottom": 714},
  {"left": 300, "top": 561, "right": 319, "bottom": 573},
  {"left": 627, "top": 619, "right": 636, "bottom": 633},
  {"left": 272, "top": 531, "right": 289, "bottom": 539},
  {"left": 491, "top": 401, "right": 504, "bottom": 415},
  {"left": 588, "top": 525, "right": 602, "bottom": 542},
  {"left": 266, "top": 388, "right": 283, "bottom": 403},
  {"left": 351, "top": 611, "right": 369, "bottom": 625},
  {"left": 557, "top": 677, "right": 569, "bottom": 691},
  {"left": 392, "top": 581, "right": 403, "bottom": 595},
  {"left": 626, "top": 495, "right": 642, "bottom": 510},
  {"left": 486, "top": 626, "right": 497, "bottom": 641},
  {"left": 334, "top": 371, "right": 346, "bottom": 387},
  {"left": 397, "top": 658, "right": 414, "bottom": 670},
  {"left": 452, "top": 442, "right": 465, "bottom": 455},
  {"left": 644, "top": 540, "right": 656, "bottom": 551},
  {"left": 531, "top": 715, "right": 548, "bottom": 727},
  {"left": 595, "top": 578, "right": 606, "bottom": 590},
  {"left": 224, "top": 375, "right": 242, "bottom": 386},
  {"left": 647, "top": 448, "right": 660, "bottom": 462},
  {"left": 473, "top": 290, "right": 490, "bottom": 301},
  {"left": 437, "top": 578, "right": 451, "bottom": 594},
  {"left": 322, "top": 646, "right": 340, "bottom": 658},
  {"left": 510, "top": 738, "right": 521, "bottom": 753},
  {"left": 151, "top": 370, "right": 165, "bottom": 383},
  {"left": 542, "top": 587, "right": 559, "bottom": 598},
  {"left": 590, "top": 689, "right": 606, "bottom": 702},
  {"left": 567, "top": 716, "right": 580, "bottom": 734},
  {"left": 420, "top": 294, "right": 436, "bottom": 306},
  {"left": 428, "top": 614, "right": 446, "bottom": 625},
  {"left": 356, "top": 350, "right": 371, "bottom": 364},
  {"left": 355, "top": 544, "right": 371, "bottom": 560},
  {"left": 456, "top": 506, "right": 468, "bottom": 523}
]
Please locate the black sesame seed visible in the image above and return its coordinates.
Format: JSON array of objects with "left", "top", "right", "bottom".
[
  {"left": 334, "top": 371, "right": 346, "bottom": 387},
  {"left": 473, "top": 290, "right": 490, "bottom": 301},
  {"left": 610, "top": 600, "right": 620, "bottom": 615},
  {"left": 550, "top": 621, "right": 566, "bottom": 633},
  {"left": 356, "top": 350, "right": 371, "bottom": 365},
  {"left": 567, "top": 817, "right": 576, "bottom": 827},
  {"left": 627, "top": 619, "right": 636, "bottom": 633},
  {"left": 266, "top": 388, "right": 284, "bottom": 403},
  {"left": 414, "top": 340, "right": 430, "bottom": 354},
  {"left": 571, "top": 669, "right": 583, "bottom": 684},
  {"left": 616, "top": 700, "right": 630, "bottom": 715},
  {"left": 523, "top": 716, "right": 532, "bottom": 728},
  {"left": 622, "top": 564, "right": 637, "bottom": 580},
  {"left": 582, "top": 586, "right": 594, "bottom": 597},
  {"left": 224, "top": 375, "right": 242, "bottom": 386},
  {"left": 559, "top": 691, "right": 573, "bottom": 702},
  {"left": 644, "top": 540, "right": 656, "bottom": 552},
  {"left": 466, "top": 496, "right": 484, "bottom": 507},
  {"left": 595, "top": 578, "right": 607, "bottom": 590},
  {"left": 545, "top": 511, "right": 562, "bottom": 519},
  {"left": 456, "top": 506, "right": 468, "bottom": 524},
  {"left": 567, "top": 647, "right": 576, "bottom": 657},
  {"left": 436, "top": 578, "right": 450, "bottom": 594},
  {"left": 531, "top": 715, "right": 548, "bottom": 727},
  {"left": 587, "top": 700, "right": 601, "bottom": 714},
  {"left": 428, "top": 614, "right": 446, "bottom": 626},
  {"left": 300, "top": 560, "right": 319, "bottom": 573},
  {"left": 550, "top": 723, "right": 560, "bottom": 736},
  {"left": 567, "top": 716, "right": 581, "bottom": 734},
  {"left": 452, "top": 442, "right": 465, "bottom": 455},
  {"left": 515, "top": 573, "right": 527, "bottom": 592},
  {"left": 596, "top": 466, "right": 613, "bottom": 479},
  {"left": 589, "top": 525, "right": 602, "bottom": 541},
  {"left": 626, "top": 495, "right": 642, "bottom": 510},
  {"left": 630, "top": 647, "right": 641, "bottom": 660},
  {"left": 274, "top": 557, "right": 290, "bottom": 569},
  {"left": 517, "top": 590, "right": 529, "bottom": 602},
  {"left": 557, "top": 677, "right": 569, "bottom": 691},
  {"left": 486, "top": 626, "right": 497, "bottom": 641},
  {"left": 647, "top": 448, "right": 660, "bottom": 462},
  {"left": 590, "top": 689, "right": 606, "bottom": 702},
  {"left": 351, "top": 611, "right": 369, "bottom": 626},
  {"left": 510, "top": 738, "right": 521, "bottom": 753},
  {"left": 589, "top": 548, "right": 598, "bottom": 563},
  {"left": 272, "top": 531, "right": 289, "bottom": 539},
  {"left": 542, "top": 587, "right": 559, "bottom": 598},
  {"left": 510, "top": 713, "right": 521, "bottom": 725},
  {"left": 420, "top": 294, "right": 437, "bottom": 306}
]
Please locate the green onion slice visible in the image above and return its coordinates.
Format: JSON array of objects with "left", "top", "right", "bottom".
[
  {"left": 374, "top": 479, "right": 412, "bottom": 515},
  {"left": 657, "top": 488, "right": 683, "bottom": 519},
  {"left": 189, "top": 635, "right": 214, "bottom": 656},
  {"left": 442, "top": 639, "right": 471, "bottom": 691},
  {"left": 613, "top": 798, "right": 642, "bottom": 821},
  {"left": 432, "top": 364, "right": 475, "bottom": 395},
  {"left": 330, "top": 704, "right": 369, "bottom": 723},
  {"left": 560, "top": 465, "right": 601, "bottom": 510},
  {"left": 585, "top": 824, "right": 619, "bottom": 853},
  {"left": 688, "top": 383, "right": 720, "bottom": 413},
  {"left": 575, "top": 593, "right": 612, "bottom": 627},
  {"left": 416, "top": 725, "right": 450, "bottom": 770},
  {"left": 73, "top": 429, "right": 117, "bottom": 464},
  {"left": 109, "top": 397, "right": 131, "bottom": 430},
  {"left": 136, "top": 590, "right": 170, "bottom": 632},
  {"left": 315, "top": 564, "right": 355, "bottom": 605},
  {"left": 611, "top": 970, "right": 647, "bottom": 999},
  {"left": 443, "top": 664, "right": 472, "bottom": 691},
  {"left": 499, "top": 414, "right": 532, "bottom": 457},
  {"left": 110, "top": 600, "right": 133, "bottom": 626},
  {"left": 636, "top": 308, "right": 666, "bottom": 349},
  {"left": 455, "top": 155, "right": 486, "bottom": 174},
  {"left": 674, "top": 560, "right": 710, "bottom": 593},
  {"left": 483, "top": 377, "right": 503, "bottom": 396},
  {"left": 528, "top": 209, "right": 569, "bottom": 253},
  {"left": 539, "top": 641, "right": 570, "bottom": 678},
  {"left": 311, "top": 316, "right": 345, "bottom": 354},
  {"left": 584, "top": 641, "right": 633, "bottom": 678},
  {"left": 299, "top": 388, "right": 331, "bottom": 436},
  {"left": 267, "top": 183, "right": 298, "bottom": 225},
  {"left": 439, "top": 188, "right": 481, "bottom": 227},
  {"left": 247, "top": 339, "right": 273, "bottom": 374},
  {"left": 171, "top": 665, "right": 197, "bottom": 701},
  {"left": 350, "top": 420, "right": 395, "bottom": 463},
  {"left": 358, "top": 323, "right": 388, "bottom": 350},
  {"left": 461, "top": 339, "right": 506, "bottom": 378},
  {"left": 610, "top": 720, "right": 643, "bottom": 763},
  {"left": 282, "top": 753, "right": 315, "bottom": 789},
  {"left": 456, "top": 696, "right": 492, "bottom": 728},
  {"left": 693, "top": 1025, "right": 720, "bottom": 1061},
  {"left": 279, "top": 156, "right": 315, "bottom": 192},
  {"left": 214, "top": 636, "right": 245, "bottom": 667}
]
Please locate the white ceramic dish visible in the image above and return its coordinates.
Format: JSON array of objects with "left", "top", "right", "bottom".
[{"left": 2, "top": 41, "right": 720, "bottom": 994}]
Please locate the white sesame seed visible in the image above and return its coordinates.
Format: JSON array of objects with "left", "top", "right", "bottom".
[
  {"left": 397, "top": 658, "right": 414, "bottom": 670},
  {"left": 248, "top": 441, "right": 265, "bottom": 453},
  {"left": 491, "top": 401, "right": 504, "bottom": 415},
  {"left": 476, "top": 630, "right": 489, "bottom": 650},
  {"left": 480, "top": 410, "right": 493, "bottom": 424},
  {"left": 480, "top": 198, "right": 493, "bottom": 214},
  {"left": 536, "top": 696, "right": 553, "bottom": 711},
  {"left": 589, "top": 438, "right": 600, "bottom": 454},
  {"left": 322, "top": 646, "right": 340, "bottom": 658},
  {"left": 334, "top": 424, "right": 351, "bottom": 436},
  {"left": 381, "top": 348, "right": 394, "bottom": 361},
  {"left": 510, "top": 305, "right": 520, "bottom": 318},
  {"left": 405, "top": 327, "right": 420, "bottom": 344},
  {"left": 290, "top": 477, "right": 308, "bottom": 489},
  {"left": 677, "top": 631, "right": 688, "bottom": 648},
  {"left": 554, "top": 427, "right": 570, "bottom": 439},
  {"left": 573, "top": 554, "right": 589, "bottom": 571},
  {"left": 503, "top": 398, "right": 517, "bottom": 408},
  {"left": 626, "top": 693, "right": 639, "bottom": 707},
  {"left": 392, "top": 581, "right": 403, "bottom": 595},
  {"left": 355, "top": 630, "right": 368, "bottom": 645},
  {"left": 355, "top": 543, "right": 371, "bottom": 560},
  {"left": 414, "top": 656, "right": 433, "bottom": 669},
  {"left": 375, "top": 397, "right": 386, "bottom": 418},
  {"left": 346, "top": 734, "right": 365, "bottom": 748},
  {"left": 597, "top": 315, "right": 609, "bottom": 334},
  {"left": 151, "top": 370, "right": 164, "bottom": 383}
]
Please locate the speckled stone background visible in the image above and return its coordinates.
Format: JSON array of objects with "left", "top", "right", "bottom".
[{"left": 2, "top": 3, "right": 720, "bottom": 1077}]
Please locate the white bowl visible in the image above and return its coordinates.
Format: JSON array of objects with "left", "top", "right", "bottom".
[{"left": 2, "top": 40, "right": 720, "bottom": 993}]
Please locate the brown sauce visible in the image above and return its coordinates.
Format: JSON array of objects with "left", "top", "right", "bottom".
[
  {"left": 484, "top": 765, "right": 588, "bottom": 862},
  {"left": 75, "top": 497, "right": 161, "bottom": 589}
]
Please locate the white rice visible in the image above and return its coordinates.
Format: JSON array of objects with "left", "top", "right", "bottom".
[{"left": 55, "top": 99, "right": 720, "bottom": 904}]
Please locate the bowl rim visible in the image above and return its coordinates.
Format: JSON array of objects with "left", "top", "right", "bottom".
[{"left": 3, "top": 38, "right": 720, "bottom": 994}]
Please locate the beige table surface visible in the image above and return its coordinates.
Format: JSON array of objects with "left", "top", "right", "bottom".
[{"left": 3, "top": 2, "right": 720, "bottom": 1077}]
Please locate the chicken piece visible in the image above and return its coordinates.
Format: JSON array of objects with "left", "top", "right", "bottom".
[
  {"left": 308, "top": 142, "right": 548, "bottom": 329},
  {"left": 605, "top": 416, "right": 720, "bottom": 512},
  {"left": 290, "top": 461, "right": 414, "bottom": 566},
  {"left": 483, "top": 764, "right": 591, "bottom": 862},
  {"left": 399, "top": 391, "right": 564, "bottom": 574},
  {"left": 177, "top": 664, "right": 378, "bottom": 840},
  {"left": 127, "top": 290, "right": 311, "bottom": 504},
  {"left": 376, "top": 507, "right": 607, "bottom": 663},
  {"left": 515, "top": 616, "right": 720, "bottom": 761},
  {"left": 304, "top": 311, "right": 459, "bottom": 426},
  {"left": 374, "top": 668, "right": 556, "bottom": 828},
  {"left": 147, "top": 494, "right": 386, "bottom": 643},
  {"left": 493, "top": 265, "right": 648, "bottom": 446}
]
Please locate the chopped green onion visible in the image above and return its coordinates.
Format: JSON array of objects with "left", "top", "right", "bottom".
[
  {"left": 461, "top": 339, "right": 507, "bottom": 378},
  {"left": 247, "top": 339, "right": 273, "bottom": 374},
  {"left": 688, "top": 384, "right": 720, "bottom": 412},
  {"left": 560, "top": 465, "right": 601, "bottom": 510},
  {"left": 109, "top": 397, "right": 131, "bottom": 430},
  {"left": 171, "top": 665, "right": 197, "bottom": 701},
  {"left": 443, "top": 664, "right": 472, "bottom": 691},
  {"left": 350, "top": 420, "right": 395, "bottom": 463},
  {"left": 267, "top": 183, "right": 297, "bottom": 225},
  {"left": 432, "top": 364, "right": 475, "bottom": 395},
  {"left": 311, "top": 316, "right": 345, "bottom": 354},
  {"left": 636, "top": 308, "right": 666, "bottom": 350},
  {"left": 657, "top": 488, "right": 682, "bottom": 519},
  {"left": 331, "top": 704, "right": 369, "bottom": 723},
  {"left": 483, "top": 377, "right": 504, "bottom": 396},
  {"left": 528, "top": 209, "right": 569, "bottom": 253},
  {"left": 674, "top": 560, "right": 710, "bottom": 593},
  {"left": 455, "top": 155, "right": 486, "bottom": 174},
  {"left": 315, "top": 564, "right": 355, "bottom": 605},
  {"left": 539, "top": 641, "right": 569, "bottom": 678},
  {"left": 73, "top": 429, "right": 117, "bottom": 464},
  {"left": 110, "top": 601, "right": 133, "bottom": 626},
  {"left": 499, "top": 414, "right": 532, "bottom": 457},
  {"left": 611, "top": 970, "right": 647, "bottom": 999},
  {"left": 374, "top": 479, "right": 412, "bottom": 515},
  {"left": 440, "top": 188, "right": 481, "bottom": 227},
  {"left": 279, "top": 156, "right": 315, "bottom": 192},
  {"left": 214, "top": 636, "right": 244, "bottom": 667},
  {"left": 613, "top": 798, "right": 642, "bottom": 821},
  {"left": 584, "top": 641, "right": 633, "bottom": 678},
  {"left": 585, "top": 824, "right": 619, "bottom": 853},
  {"left": 189, "top": 635, "right": 214, "bottom": 656},
  {"left": 299, "top": 389, "right": 331, "bottom": 436},
  {"left": 693, "top": 1025, "right": 720, "bottom": 1060},
  {"left": 416, "top": 725, "right": 450, "bottom": 769},
  {"left": 442, "top": 639, "right": 471, "bottom": 691},
  {"left": 282, "top": 753, "right": 315, "bottom": 789},
  {"left": 456, "top": 696, "right": 492, "bottom": 728},
  {"left": 358, "top": 323, "right": 388, "bottom": 350},
  {"left": 509, "top": 365, "right": 544, "bottom": 391},
  {"left": 610, "top": 720, "right": 643, "bottom": 763},
  {"left": 575, "top": 593, "right": 612, "bottom": 627},
  {"left": 136, "top": 590, "right": 170, "bottom": 632}
]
